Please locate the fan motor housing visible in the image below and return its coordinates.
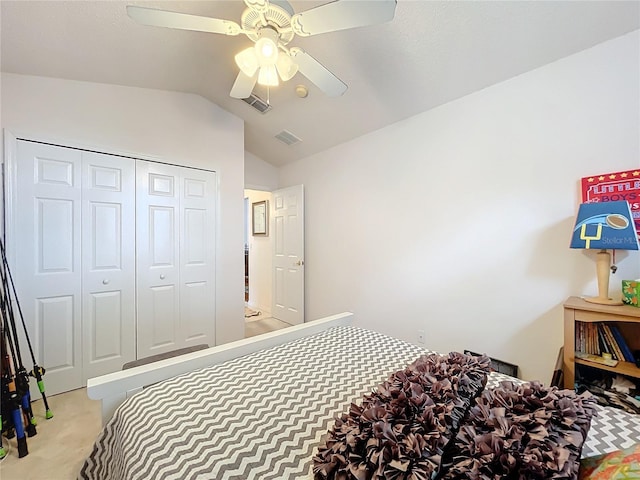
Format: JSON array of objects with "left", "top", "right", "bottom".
[{"left": 241, "top": 2, "right": 295, "bottom": 45}]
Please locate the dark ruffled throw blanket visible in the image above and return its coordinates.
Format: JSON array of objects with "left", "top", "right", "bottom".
[
  {"left": 313, "top": 352, "right": 492, "bottom": 480},
  {"left": 313, "top": 353, "right": 596, "bottom": 480},
  {"left": 440, "top": 381, "right": 597, "bottom": 480}
]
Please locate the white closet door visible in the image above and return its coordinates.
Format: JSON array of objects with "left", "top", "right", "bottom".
[
  {"left": 15, "top": 140, "right": 83, "bottom": 394},
  {"left": 180, "top": 169, "right": 216, "bottom": 348},
  {"left": 81, "top": 152, "right": 136, "bottom": 379},
  {"left": 136, "top": 161, "right": 216, "bottom": 358},
  {"left": 136, "top": 161, "right": 182, "bottom": 357}
]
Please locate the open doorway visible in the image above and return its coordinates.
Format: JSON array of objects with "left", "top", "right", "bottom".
[
  {"left": 243, "top": 185, "right": 305, "bottom": 335},
  {"left": 244, "top": 189, "right": 289, "bottom": 336},
  {"left": 244, "top": 189, "right": 273, "bottom": 317}
]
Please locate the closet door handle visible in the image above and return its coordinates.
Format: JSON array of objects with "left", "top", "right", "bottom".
[
  {"left": 102, "top": 279, "right": 110, "bottom": 285},
  {"left": 160, "top": 274, "right": 166, "bottom": 280}
]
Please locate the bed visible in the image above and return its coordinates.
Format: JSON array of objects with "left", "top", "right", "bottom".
[{"left": 79, "top": 313, "right": 640, "bottom": 480}]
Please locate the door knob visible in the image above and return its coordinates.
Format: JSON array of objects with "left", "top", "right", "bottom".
[
  {"left": 295, "top": 260, "right": 304, "bottom": 266},
  {"left": 160, "top": 274, "right": 166, "bottom": 280},
  {"left": 102, "top": 279, "right": 110, "bottom": 285}
]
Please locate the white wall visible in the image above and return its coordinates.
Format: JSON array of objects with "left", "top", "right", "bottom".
[
  {"left": 245, "top": 151, "right": 278, "bottom": 191},
  {"left": 245, "top": 189, "right": 273, "bottom": 315},
  {"left": 1, "top": 73, "right": 246, "bottom": 345},
  {"left": 279, "top": 31, "right": 640, "bottom": 383}
]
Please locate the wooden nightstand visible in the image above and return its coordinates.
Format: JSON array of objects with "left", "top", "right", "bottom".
[{"left": 563, "top": 296, "right": 640, "bottom": 389}]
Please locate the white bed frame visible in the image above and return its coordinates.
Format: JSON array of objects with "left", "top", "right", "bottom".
[{"left": 87, "top": 312, "right": 353, "bottom": 425}]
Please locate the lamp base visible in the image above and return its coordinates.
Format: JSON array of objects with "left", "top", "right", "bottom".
[
  {"left": 584, "top": 250, "right": 623, "bottom": 306},
  {"left": 583, "top": 296, "right": 623, "bottom": 306}
]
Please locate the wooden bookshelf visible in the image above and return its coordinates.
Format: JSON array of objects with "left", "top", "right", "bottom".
[{"left": 563, "top": 296, "right": 640, "bottom": 389}]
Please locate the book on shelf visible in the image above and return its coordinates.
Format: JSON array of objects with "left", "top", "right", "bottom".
[
  {"left": 602, "top": 324, "right": 625, "bottom": 361},
  {"left": 576, "top": 322, "right": 636, "bottom": 365},
  {"left": 577, "top": 322, "right": 583, "bottom": 352},
  {"left": 590, "top": 323, "right": 600, "bottom": 355},
  {"left": 576, "top": 322, "right": 601, "bottom": 356},
  {"left": 598, "top": 324, "right": 617, "bottom": 360},
  {"left": 575, "top": 351, "right": 618, "bottom": 367},
  {"left": 597, "top": 326, "right": 611, "bottom": 356},
  {"left": 592, "top": 323, "right": 600, "bottom": 355},
  {"left": 609, "top": 324, "right": 635, "bottom": 363}
]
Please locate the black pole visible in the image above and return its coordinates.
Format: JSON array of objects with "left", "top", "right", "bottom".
[
  {"left": 0, "top": 239, "right": 52, "bottom": 418},
  {"left": 0, "top": 270, "right": 21, "bottom": 369},
  {"left": 0, "top": 268, "right": 37, "bottom": 437},
  {"left": 0, "top": 261, "right": 36, "bottom": 420},
  {"left": 0, "top": 240, "right": 35, "bottom": 364},
  {"left": 1, "top": 316, "right": 28, "bottom": 456},
  {"left": 9, "top": 392, "right": 28, "bottom": 457}
]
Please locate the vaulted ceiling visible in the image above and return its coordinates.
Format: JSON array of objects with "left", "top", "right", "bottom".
[{"left": 2, "top": 1, "right": 639, "bottom": 166}]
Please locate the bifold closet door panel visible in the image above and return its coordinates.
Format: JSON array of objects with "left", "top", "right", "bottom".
[
  {"left": 136, "top": 161, "right": 216, "bottom": 358},
  {"left": 15, "top": 140, "right": 83, "bottom": 395},
  {"left": 136, "top": 161, "right": 181, "bottom": 358},
  {"left": 180, "top": 169, "right": 216, "bottom": 349},
  {"left": 81, "top": 152, "right": 136, "bottom": 379},
  {"left": 12, "top": 140, "right": 215, "bottom": 392}
]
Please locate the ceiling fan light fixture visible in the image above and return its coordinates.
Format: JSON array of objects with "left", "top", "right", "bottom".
[
  {"left": 128, "top": 0, "right": 398, "bottom": 99},
  {"left": 258, "top": 65, "right": 279, "bottom": 86},
  {"left": 235, "top": 47, "right": 259, "bottom": 77},
  {"left": 276, "top": 53, "right": 298, "bottom": 81},
  {"left": 254, "top": 28, "right": 279, "bottom": 66}
]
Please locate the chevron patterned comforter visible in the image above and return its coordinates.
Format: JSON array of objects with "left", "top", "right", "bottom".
[{"left": 79, "top": 326, "right": 640, "bottom": 480}]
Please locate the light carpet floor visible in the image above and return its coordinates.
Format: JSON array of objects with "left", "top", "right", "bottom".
[
  {"left": 0, "top": 387, "right": 102, "bottom": 480},
  {"left": 245, "top": 316, "right": 291, "bottom": 337}
]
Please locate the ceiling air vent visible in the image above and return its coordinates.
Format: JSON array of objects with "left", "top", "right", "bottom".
[
  {"left": 275, "top": 130, "right": 302, "bottom": 146},
  {"left": 241, "top": 93, "right": 272, "bottom": 114}
]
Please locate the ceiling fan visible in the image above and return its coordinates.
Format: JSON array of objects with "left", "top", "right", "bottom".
[{"left": 126, "top": 0, "right": 397, "bottom": 99}]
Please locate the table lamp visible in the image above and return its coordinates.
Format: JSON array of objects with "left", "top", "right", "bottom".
[{"left": 570, "top": 200, "right": 639, "bottom": 305}]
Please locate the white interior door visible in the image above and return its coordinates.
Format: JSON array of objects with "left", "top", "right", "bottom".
[
  {"left": 14, "top": 140, "right": 83, "bottom": 395},
  {"left": 81, "top": 152, "right": 136, "bottom": 379},
  {"left": 136, "top": 161, "right": 181, "bottom": 357},
  {"left": 137, "top": 161, "right": 216, "bottom": 357},
  {"left": 272, "top": 185, "right": 304, "bottom": 325},
  {"left": 180, "top": 169, "right": 216, "bottom": 349}
]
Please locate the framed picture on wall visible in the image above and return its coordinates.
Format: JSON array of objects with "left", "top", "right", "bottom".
[{"left": 252, "top": 200, "right": 268, "bottom": 236}]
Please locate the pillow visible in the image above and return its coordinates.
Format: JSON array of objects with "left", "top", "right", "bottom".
[
  {"left": 312, "top": 352, "right": 491, "bottom": 480},
  {"left": 579, "top": 443, "right": 640, "bottom": 479},
  {"left": 439, "top": 381, "right": 597, "bottom": 480}
]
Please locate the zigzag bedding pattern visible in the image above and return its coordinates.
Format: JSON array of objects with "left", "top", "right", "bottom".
[{"left": 79, "top": 326, "right": 640, "bottom": 480}]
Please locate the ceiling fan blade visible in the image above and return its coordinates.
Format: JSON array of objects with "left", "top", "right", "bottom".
[
  {"left": 289, "top": 48, "right": 347, "bottom": 97},
  {"left": 230, "top": 71, "right": 258, "bottom": 99},
  {"left": 126, "top": 6, "right": 241, "bottom": 36},
  {"left": 291, "top": 0, "right": 396, "bottom": 37},
  {"left": 244, "top": 0, "right": 269, "bottom": 14}
]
